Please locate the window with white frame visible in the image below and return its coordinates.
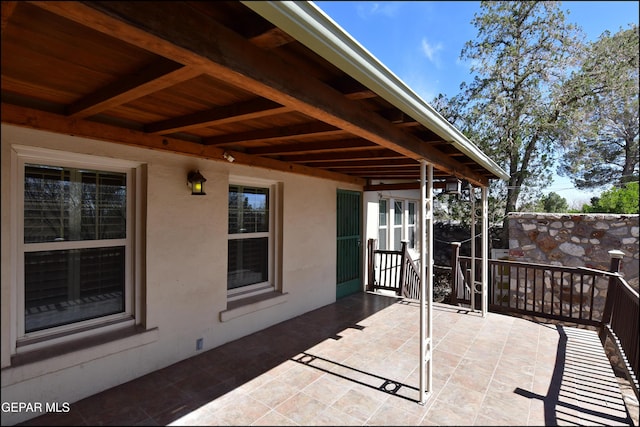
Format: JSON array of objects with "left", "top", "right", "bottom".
[
  {"left": 378, "top": 197, "right": 418, "bottom": 251},
  {"left": 227, "top": 181, "right": 278, "bottom": 299},
  {"left": 407, "top": 201, "right": 417, "bottom": 249},
  {"left": 378, "top": 199, "right": 388, "bottom": 250},
  {"left": 16, "top": 147, "right": 138, "bottom": 345}
]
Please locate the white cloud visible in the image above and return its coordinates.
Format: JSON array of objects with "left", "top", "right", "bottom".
[
  {"left": 421, "top": 37, "right": 444, "bottom": 67},
  {"left": 356, "top": 2, "right": 404, "bottom": 19},
  {"left": 401, "top": 70, "right": 439, "bottom": 103}
]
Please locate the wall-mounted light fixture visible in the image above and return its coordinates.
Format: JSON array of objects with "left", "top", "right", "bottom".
[
  {"left": 444, "top": 178, "right": 461, "bottom": 195},
  {"left": 187, "top": 170, "right": 207, "bottom": 195}
]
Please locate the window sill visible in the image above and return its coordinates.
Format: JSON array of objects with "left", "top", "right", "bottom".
[
  {"left": 4, "top": 325, "right": 158, "bottom": 385},
  {"left": 220, "top": 291, "right": 288, "bottom": 322}
]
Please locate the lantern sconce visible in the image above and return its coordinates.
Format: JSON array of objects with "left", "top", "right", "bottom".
[
  {"left": 444, "top": 178, "right": 461, "bottom": 195},
  {"left": 187, "top": 170, "right": 207, "bottom": 195}
]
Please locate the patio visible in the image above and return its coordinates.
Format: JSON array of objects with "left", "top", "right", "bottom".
[{"left": 19, "top": 292, "right": 635, "bottom": 426}]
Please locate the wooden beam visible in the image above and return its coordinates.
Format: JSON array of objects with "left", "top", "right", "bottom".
[
  {"left": 1, "top": 1, "right": 17, "bottom": 34},
  {"left": 278, "top": 149, "right": 404, "bottom": 163},
  {"left": 328, "top": 77, "right": 378, "bottom": 100},
  {"left": 364, "top": 182, "right": 448, "bottom": 192},
  {"left": 67, "top": 60, "right": 202, "bottom": 118},
  {"left": 145, "top": 98, "right": 291, "bottom": 134},
  {"left": 314, "top": 158, "right": 418, "bottom": 169},
  {"left": 249, "top": 27, "right": 295, "bottom": 49},
  {"left": 204, "top": 121, "right": 343, "bottom": 146},
  {"left": 347, "top": 169, "right": 420, "bottom": 176},
  {"left": 245, "top": 138, "right": 376, "bottom": 156},
  {"left": 30, "top": 1, "right": 488, "bottom": 187},
  {"left": 2, "top": 103, "right": 366, "bottom": 186}
]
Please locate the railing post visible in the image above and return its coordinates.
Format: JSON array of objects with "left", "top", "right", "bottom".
[
  {"left": 398, "top": 240, "right": 408, "bottom": 296},
  {"left": 450, "top": 242, "right": 461, "bottom": 305},
  {"left": 600, "top": 250, "right": 624, "bottom": 343},
  {"left": 367, "top": 239, "right": 376, "bottom": 292}
]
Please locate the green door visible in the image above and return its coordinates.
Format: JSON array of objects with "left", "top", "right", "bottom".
[{"left": 336, "top": 189, "right": 362, "bottom": 299}]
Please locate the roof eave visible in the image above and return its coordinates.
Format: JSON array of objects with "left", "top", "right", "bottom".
[{"left": 241, "top": 0, "right": 510, "bottom": 182}]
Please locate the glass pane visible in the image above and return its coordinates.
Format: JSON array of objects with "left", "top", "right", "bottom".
[
  {"left": 394, "top": 201, "right": 403, "bottom": 225},
  {"left": 393, "top": 231, "right": 402, "bottom": 251},
  {"left": 378, "top": 200, "right": 387, "bottom": 226},
  {"left": 24, "top": 247, "right": 125, "bottom": 333},
  {"left": 24, "top": 165, "right": 70, "bottom": 243},
  {"left": 408, "top": 202, "right": 416, "bottom": 225},
  {"left": 228, "top": 238, "right": 268, "bottom": 289},
  {"left": 80, "top": 171, "right": 127, "bottom": 240},
  {"left": 408, "top": 227, "right": 416, "bottom": 249},
  {"left": 228, "top": 186, "right": 269, "bottom": 234},
  {"left": 24, "top": 165, "right": 126, "bottom": 243},
  {"left": 378, "top": 229, "right": 387, "bottom": 250}
]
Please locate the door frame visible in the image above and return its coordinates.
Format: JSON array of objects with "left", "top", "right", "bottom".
[{"left": 336, "top": 189, "right": 362, "bottom": 299}]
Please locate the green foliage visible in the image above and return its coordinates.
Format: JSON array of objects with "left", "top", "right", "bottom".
[
  {"left": 558, "top": 25, "right": 640, "bottom": 189},
  {"left": 434, "top": 1, "right": 583, "bottom": 241},
  {"left": 430, "top": 4, "right": 639, "bottom": 232},
  {"left": 433, "top": 185, "right": 507, "bottom": 229},
  {"left": 539, "top": 192, "right": 569, "bottom": 213},
  {"left": 582, "top": 182, "right": 639, "bottom": 214}
]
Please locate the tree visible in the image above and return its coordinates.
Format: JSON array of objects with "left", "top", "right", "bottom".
[
  {"left": 452, "top": 1, "right": 584, "bottom": 245},
  {"left": 558, "top": 25, "right": 640, "bottom": 190},
  {"left": 583, "top": 182, "right": 639, "bottom": 214},
  {"left": 539, "top": 192, "right": 569, "bottom": 213}
]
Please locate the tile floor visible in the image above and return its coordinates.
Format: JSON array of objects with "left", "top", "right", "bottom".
[{"left": 18, "top": 293, "right": 637, "bottom": 426}]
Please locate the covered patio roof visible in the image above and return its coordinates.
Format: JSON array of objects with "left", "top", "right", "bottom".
[{"left": 1, "top": 1, "right": 508, "bottom": 190}]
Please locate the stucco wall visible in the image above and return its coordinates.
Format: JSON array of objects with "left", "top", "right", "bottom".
[{"left": 1, "top": 124, "right": 361, "bottom": 425}]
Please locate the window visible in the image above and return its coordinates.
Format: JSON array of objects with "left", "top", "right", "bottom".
[
  {"left": 393, "top": 200, "right": 403, "bottom": 250},
  {"left": 407, "top": 201, "right": 416, "bottom": 249},
  {"left": 378, "top": 199, "right": 388, "bottom": 250},
  {"left": 15, "top": 146, "right": 139, "bottom": 346},
  {"left": 227, "top": 182, "right": 277, "bottom": 299},
  {"left": 377, "top": 197, "right": 418, "bottom": 251}
]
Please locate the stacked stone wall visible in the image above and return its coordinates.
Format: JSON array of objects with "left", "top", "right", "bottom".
[
  {"left": 508, "top": 213, "right": 639, "bottom": 286},
  {"left": 505, "top": 213, "right": 639, "bottom": 320}
]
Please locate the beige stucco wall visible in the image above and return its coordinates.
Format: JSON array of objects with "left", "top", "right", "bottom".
[{"left": 1, "top": 124, "right": 361, "bottom": 425}]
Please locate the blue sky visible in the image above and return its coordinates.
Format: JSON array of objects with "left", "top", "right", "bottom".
[{"left": 314, "top": 1, "right": 639, "bottom": 207}]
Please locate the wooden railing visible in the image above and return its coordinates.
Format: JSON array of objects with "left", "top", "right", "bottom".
[
  {"left": 487, "top": 258, "right": 611, "bottom": 326},
  {"left": 452, "top": 250, "right": 639, "bottom": 399},
  {"left": 600, "top": 254, "right": 639, "bottom": 399},
  {"left": 367, "top": 239, "right": 420, "bottom": 300}
]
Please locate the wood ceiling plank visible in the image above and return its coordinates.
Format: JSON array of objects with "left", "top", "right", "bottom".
[
  {"left": 204, "top": 121, "right": 343, "bottom": 146},
  {"left": 30, "top": 1, "right": 488, "bottom": 186},
  {"left": 313, "top": 158, "right": 418, "bottom": 168},
  {"left": 145, "top": 97, "right": 291, "bottom": 134},
  {"left": 2, "top": 103, "right": 366, "bottom": 186},
  {"left": 67, "top": 60, "right": 202, "bottom": 118},
  {"left": 1, "top": 1, "right": 17, "bottom": 34},
  {"left": 249, "top": 27, "right": 295, "bottom": 49},
  {"left": 279, "top": 148, "right": 405, "bottom": 163},
  {"left": 364, "top": 182, "right": 449, "bottom": 191},
  {"left": 245, "top": 138, "right": 376, "bottom": 155}
]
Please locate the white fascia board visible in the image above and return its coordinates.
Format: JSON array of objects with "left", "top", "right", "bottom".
[{"left": 241, "top": 1, "right": 509, "bottom": 182}]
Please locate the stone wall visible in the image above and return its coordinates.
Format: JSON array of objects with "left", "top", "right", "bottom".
[
  {"left": 508, "top": 213, "right": 639, "bottom": 286},
  {"left": 504, "top": 213, "right": 639, "bottom": 321}
]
